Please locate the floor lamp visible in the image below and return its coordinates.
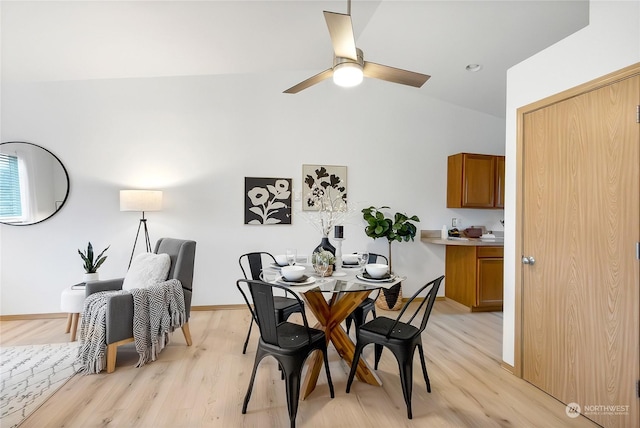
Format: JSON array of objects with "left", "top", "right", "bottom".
[{"left": 120, "top": 190, "right": 163, "bottom": 268}]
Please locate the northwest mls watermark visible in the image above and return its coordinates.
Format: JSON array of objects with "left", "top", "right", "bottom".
[{"left": 565, "top": 402, "right": 630, "bottom": 419}]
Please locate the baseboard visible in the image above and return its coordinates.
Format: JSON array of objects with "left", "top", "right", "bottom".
[
  {"left": 191, "top": 304, "right": 245, "bottom": 311},
  {"left": 0, "top": 313, "right": 67, "bottom": 321},
  {"left": 1, "top": 298, "right": 447, "bottom": 321},
  {"left": 501, "top": 361, "right": 515, "bottom": 374}
]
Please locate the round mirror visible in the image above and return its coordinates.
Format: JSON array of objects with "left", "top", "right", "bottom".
[{"left": 0, "top": 141, "right": 70, "bottom": 225}]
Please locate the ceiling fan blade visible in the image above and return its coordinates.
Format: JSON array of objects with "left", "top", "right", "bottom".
[
  {"left": 363, "top": 61, "right": 431, "bottom": 88},
  {"left": 283, "top": 68, "right": 333, "bottom": 94},
  {"left": 323, "top": 11, "right": 357, "bottom": 60}
]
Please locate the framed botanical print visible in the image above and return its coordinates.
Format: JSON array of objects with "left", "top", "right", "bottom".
[
  {"left": 302, "top": 164, "right": 347, "bottom": 211},
  {"left": 244, "top": 177, "right": 292, "bottom": 225}
]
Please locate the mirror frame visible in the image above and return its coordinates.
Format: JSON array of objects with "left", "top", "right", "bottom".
[{"left": 0, "top": 141, "right": 70, "bottom": 226}]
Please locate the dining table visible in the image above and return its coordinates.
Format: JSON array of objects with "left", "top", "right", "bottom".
[{"left": 264, "top": 262, "right": 404, "bottom": 400}]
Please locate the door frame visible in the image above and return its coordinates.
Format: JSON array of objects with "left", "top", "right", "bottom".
[{"left": 513, "top": 62, "right": 640, "bottom": 377}]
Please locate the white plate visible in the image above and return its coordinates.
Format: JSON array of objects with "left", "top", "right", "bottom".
[
  {"left": 276, "top": 275, "right": 316, "bottom": 286},
  {"left": 356, "top": 274, "right": 397, "bottom": 283}
]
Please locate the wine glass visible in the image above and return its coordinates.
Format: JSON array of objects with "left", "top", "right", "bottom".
[
  {"left": 285, "top": 248, "right": 297, "bottom": 266},
  {"left": 358, "top": 252, "right": 369, "bottom": 275},
  {"left": 315, "top": 257, "right": 329, "bottom": 283}
]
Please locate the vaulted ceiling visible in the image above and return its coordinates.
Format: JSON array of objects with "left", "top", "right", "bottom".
[{"left": 1, "top": 1, "right": 590, "bottom": 118}]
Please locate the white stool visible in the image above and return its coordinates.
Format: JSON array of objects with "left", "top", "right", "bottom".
[{"left": 60, "top": 287, "right": 86, "bottom": 341}]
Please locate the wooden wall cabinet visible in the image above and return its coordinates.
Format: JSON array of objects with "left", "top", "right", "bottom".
[
  {"left": 444, "top": 245, "right": 503, "bottom": 311},
  {"left": 447, "top": 153, "right": 505, "bottom": 209}
]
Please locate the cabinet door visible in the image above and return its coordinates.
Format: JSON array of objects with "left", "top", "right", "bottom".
[
  {"left": 462, "top": 154, "right": 495, "bottom": 207},
  {"left": 476, "top": 257, "right": 504, "bottom": 307},
  {"left": 444, "top": 245, "right": 476, "bottom": 307},
  {"left": 495, "top": 156, "right": 505, "bottom": 208}
]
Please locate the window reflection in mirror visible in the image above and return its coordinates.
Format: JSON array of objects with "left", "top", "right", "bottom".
[{"left": 0, "top": 142, "right": 70, "bottom": 225}]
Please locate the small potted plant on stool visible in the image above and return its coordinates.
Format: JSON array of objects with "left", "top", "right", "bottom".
[{"left": 78, "top": 242, "right": 110, "bottom": 282}]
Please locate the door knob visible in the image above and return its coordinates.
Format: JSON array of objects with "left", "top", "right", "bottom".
[{"left": 522, "top": 256, "right": 536, "bottom": 265}]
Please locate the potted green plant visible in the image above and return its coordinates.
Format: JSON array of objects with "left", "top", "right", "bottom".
[
  {"left": 362, "top": 206, "right": 420, "bottom": 310},
  {"left": 311, "top": 250, "right": 336, "bottom": 277},
  {"left": 78, "top": 242, "right": 110, "bottom": 282},
  {"left": 362, "top": 206, "right": 420, "bottom": 272}
]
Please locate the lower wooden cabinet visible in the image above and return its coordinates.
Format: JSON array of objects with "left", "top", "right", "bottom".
[{"left": 445, "top": 245, "right": 503, "bottom": 311}]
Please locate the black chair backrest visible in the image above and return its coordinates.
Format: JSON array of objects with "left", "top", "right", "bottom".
[
  {"left": 236, "top": 279, "right": 311, "bottom": 346},
  {"left": 368, "top": 253, "right": 388, "bottom": 264},
  {"left": 239, "top": 252, "right": 276, "bottom": 280},
  {"left": 384, "top": 275, "right": 444, "bottom": 339}
]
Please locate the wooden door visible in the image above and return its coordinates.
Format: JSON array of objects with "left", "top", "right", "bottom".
[{"left": 521, "top": 72, "right": 639, "bottom": 427}]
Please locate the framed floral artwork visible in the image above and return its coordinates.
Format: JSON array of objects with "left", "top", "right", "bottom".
[
  {"left": 244, "top": 177, "right": 292, "bottom": 225},
  {"left": 302, "top": 164, "right": 347, "bottom": 211}
]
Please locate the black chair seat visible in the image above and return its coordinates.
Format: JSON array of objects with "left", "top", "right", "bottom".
[
  {"left": 274, "top": 296, "right": 302, "bottom": 316},
  {"left": 272, "top": 322, "right": 325, "bottom": 351},
  {"left": 359, "top": 316, "right": 420, "bottom": 341},
  {"left": 346, "top": 275, "right": 444, "bottom": 420}
]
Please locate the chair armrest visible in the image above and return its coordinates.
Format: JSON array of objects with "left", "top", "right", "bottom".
[
  {"left": 85, "top": 278, "right": 124, "bottom": 297},
  {"left": 105, "top": 293, "right": 134, "bottom": 344}
]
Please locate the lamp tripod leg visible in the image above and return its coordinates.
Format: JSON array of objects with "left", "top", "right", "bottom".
[
  {"left": 142, "top": 219, "right": 152, "bottom": 253},
  {"left": 128, "top": 219, "right": 144, "bottom": 269}
]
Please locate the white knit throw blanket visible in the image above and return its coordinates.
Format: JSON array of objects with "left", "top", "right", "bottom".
[{"left": 77, "top": 279, "right": 186, "bottom": 374}]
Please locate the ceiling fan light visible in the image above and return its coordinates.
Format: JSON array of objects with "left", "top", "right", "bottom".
[{"left": 333, "top": 62, "right": 363, "bottom": 87}]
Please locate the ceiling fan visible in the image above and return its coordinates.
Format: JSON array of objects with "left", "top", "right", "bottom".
[{"left": 283, "top": 0, "right": 430, "bottom": 94}]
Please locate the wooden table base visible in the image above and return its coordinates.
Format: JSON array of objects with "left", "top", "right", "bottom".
[{"left": 300, "top": 289, "right": 381, "bottom": 399}]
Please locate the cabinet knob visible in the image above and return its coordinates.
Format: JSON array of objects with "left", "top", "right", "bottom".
[{"left": 521, "top": 256, "right": 536, "bottom": 265}]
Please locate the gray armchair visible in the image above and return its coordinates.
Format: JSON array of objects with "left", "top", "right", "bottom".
[{"left": 86, "top": 237, "right": 196, "bottom": 373}]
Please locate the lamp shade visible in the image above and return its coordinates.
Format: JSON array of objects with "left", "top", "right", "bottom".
[{"left": 120, "top": 190, "right": 163, "bottom": 212}]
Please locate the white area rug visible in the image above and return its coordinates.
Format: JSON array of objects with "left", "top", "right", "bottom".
[{"left": 0, "top": 342, "right": 81, "bottom": 427}]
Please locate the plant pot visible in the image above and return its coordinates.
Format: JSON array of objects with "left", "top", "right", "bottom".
[
  {"left": 83, "top": 272, "right": 99, "bottom": 283},
  {"left": 375, "top": 282, "right": 403, "bottom": 311}
]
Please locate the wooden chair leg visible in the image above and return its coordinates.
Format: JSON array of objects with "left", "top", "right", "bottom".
[
  {"left": 107, "top": 343, "right": 118, "bottom": 373},
  {"left": 181, "top": 322, "right": 193, "bottom": 346},
  {"left": 69, "top": 313, "right": 80, "bottom": 342},
  {"left": 64, "top": 313, "right": 72, "bottom": 333},
  {"left": 105, "top": 338, "right": 134, "bottom": 373}
]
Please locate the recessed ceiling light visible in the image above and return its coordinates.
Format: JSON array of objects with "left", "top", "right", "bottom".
[{"left": 466, "top": 64, "right": 483, "bottom": 72}]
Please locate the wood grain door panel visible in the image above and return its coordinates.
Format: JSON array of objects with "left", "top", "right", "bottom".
[{"left": 521, "top": 74, "right": 639, "bottom": 427}]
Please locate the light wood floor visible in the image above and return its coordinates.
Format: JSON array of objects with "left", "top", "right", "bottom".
[{"left": 0, "top": 300, "right": 600, "bottom": 427}]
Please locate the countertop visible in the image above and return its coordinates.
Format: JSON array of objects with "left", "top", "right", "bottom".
[{"left": 420, "top": 230, "right": 504, "bottom": 247}]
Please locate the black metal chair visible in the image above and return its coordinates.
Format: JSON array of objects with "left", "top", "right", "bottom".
[
  {"left": 346, "top": 275, "right": 444, "bottom": 419},
  {"left": 344, "top": 253, "right": 388, "bottom": 335},
  {"left": 236, "top": 279, "right": 334, "bottom": 428},
  {"left": 238, "top": 252, "right": 304, "bottom": 354}
]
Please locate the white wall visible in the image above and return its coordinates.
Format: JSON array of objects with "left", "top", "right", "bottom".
[
  {"left": 1, "top": 70, "right": 504, "bottom": 315},
  {"left": 503, "top": 0, "right": 640, "bottom": 365}
]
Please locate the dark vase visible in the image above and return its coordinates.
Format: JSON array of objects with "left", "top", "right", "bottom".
[{"left": 313, "top": 236, "right": 336, "bottom": 256}]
